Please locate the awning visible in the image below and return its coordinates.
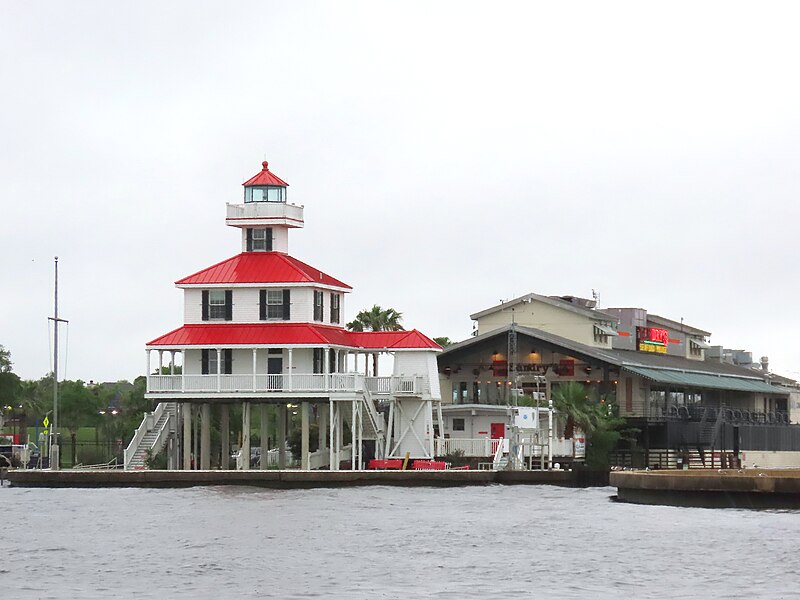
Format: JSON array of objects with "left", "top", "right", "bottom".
[
  {"left": 593, "top": 324, "right": 619, "bottom": 337},
  {"left": 623, "top": 365, "right": 789, "bottom": 394},
  {"left": 688, "top": 338, "right": 710, "bottom": 349}
]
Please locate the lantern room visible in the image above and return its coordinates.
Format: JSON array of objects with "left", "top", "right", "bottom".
[{"left": 226, "top": 160, "right": 305, "bottom": 252}]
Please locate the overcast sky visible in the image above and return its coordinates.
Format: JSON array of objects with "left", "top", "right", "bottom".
[{"left": 1, "top": 1, "right": 799, "bottom": 383}]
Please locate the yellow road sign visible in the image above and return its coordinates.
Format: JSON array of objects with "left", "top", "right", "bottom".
[{"left": 43, "top": 416, "right": 50, "bottom": 428}]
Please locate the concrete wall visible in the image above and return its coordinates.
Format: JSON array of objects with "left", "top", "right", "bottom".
[{"left": 740, "top": 451, "right": 800, "bottom": 468}]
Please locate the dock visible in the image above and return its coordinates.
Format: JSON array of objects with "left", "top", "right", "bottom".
[
  {"left": 611, "top": 469, "right": 800, "bottom": 508},
  {"left": 2, "top": 468, "right": 607, "bottom": 489}
]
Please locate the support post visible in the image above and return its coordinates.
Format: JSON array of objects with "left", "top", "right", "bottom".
[
  {"left": 200, "top": 403, "right": 211, "bottom": 470},
  {"left": 220, "top": 404, "right": 230, "bottom": 470},
  {"left": 241, "top": 402, "right": 251, "bottom": 471},
  {"left": 329, "top": 399, "right": 336, "bottom": 471},
  {"left": 351, "top": 399, "right": 357, "bottom": 470},
  {"left": 278, "top": 404, "right": 287, "bottom": 469},
  {"left": 287, "top": 349, "right": 293, "bottom": 392},
  {"left": 260, "top": 404, "right": 269, "bottom": 470},
  {"left": 182, "top": 402, "right": 192, "bottom": 470},
  {"left": 252, "top": 348, "right": 257, "bottom": 391},
  {"left": 216, "top": 348, "right": 222, "bottom": 392},
  {"left": 301, "top": 402, "right": 310, "bottom": 469}
]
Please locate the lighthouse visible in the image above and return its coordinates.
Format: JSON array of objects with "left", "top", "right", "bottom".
[{"left": 128, "top": 160, "right": 442, "bottom": 472}]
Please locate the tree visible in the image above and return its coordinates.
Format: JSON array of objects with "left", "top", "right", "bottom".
[
  {"left": 58, "top": 380, "right": 102, "bottom": 466},
  {"left": 551, "top": 381, "right": 633, "bottom": 470},
  {"left": 346, "top": 305, "right": 404, "bottom": 376},
  {"left": 433, "top": 336, "right": 453, "bottom": 347}
]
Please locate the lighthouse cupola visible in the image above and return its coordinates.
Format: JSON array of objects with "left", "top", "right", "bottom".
[{"left": 226, "top": 160, "right": 304, "bottom": 254}]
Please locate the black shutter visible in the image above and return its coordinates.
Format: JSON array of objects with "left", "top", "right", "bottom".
[
  {"left": 201, "top": 290, "right": 209, "bottom": 321},
  {"left": 246, "top": 228, "right": 253, "bottom": 252},
  {"left": 282, "top": 289, "right": 290, "bottom": 320},
  {"left": 259, "top": 289, "right": 267, "bottom": 320},
  {"left": 201, "top": 349, "right": 209, "bottom": 375},
  {"left": 223, "top": 349, "right": 232, "bottom": 374},
  {"left": 224, "top": 290, "right": 233, "bottom": 321},
  {"left": 266, "top": 228, "right": 273, "bottom": 251}
]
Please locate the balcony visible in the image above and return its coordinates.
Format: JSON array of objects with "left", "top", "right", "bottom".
[
  {"left": 146, "top": 373, "right": 424, "bottom": 397},
  {"left": 225, "top": 202, "right": 304, "bottom": 228},
  {"left": 434, "top": 437, "right": 577, "bottom": 458}
]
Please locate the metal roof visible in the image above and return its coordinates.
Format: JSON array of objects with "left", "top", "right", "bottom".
[
  {"left": 622, "top": 366, "right": 790, "bottom": 395},
  {"left": 470, "top": 292, "right": 619, "bottom": 322},
  {"left": 147, "top": 323, "right": 441, "bottom": 350},
  {"left": 175, "top": 253, "right": 352, "bottom": 289},
  {"left": 646, "top": 313, "right": 711, "bottom": 337},
  {"left": 242, "top": 161, "right": 290, "bottom": 187}
]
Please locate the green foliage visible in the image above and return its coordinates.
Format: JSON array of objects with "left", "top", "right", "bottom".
[
  {"left": 433, "top": 336, "right": 453, "bottom": 347},
  {"left": 144, "top": 448, "right": 168, "bottom": 469},
  {"left": 551, "top": 381, "right": 635, "bottom": 470},
  {"left": 0, "top": 345, "right": 21, "bottom": 408},
  {"left": 288, "top": 423, "right": 319, "bottom": 459},
  {"left": 346, "top": 305, "right": 404, "bottom": 332}
]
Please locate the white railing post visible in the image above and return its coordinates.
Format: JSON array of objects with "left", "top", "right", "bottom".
[
  {"left": 288, "top": 348, "right": 293, "bottom": 392},
  {"left": 181, "top": 350, "right": 185, "bottom": 392},
  {"left": 252, "top": 348, "right": 257, "bottom": 392},
  {"left": 216, "top": 348, "right": 221, "bottom": 392},
  {"left": 145, "top": 349, "right": 151, "bottom": 392}
]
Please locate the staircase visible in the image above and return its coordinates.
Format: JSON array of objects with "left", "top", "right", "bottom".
[
  {"left": 361, "top": 390, "right": 386, "bottom": 458},
  {"left": 124, "top": 402, "right": 177, "bottom": 470}
]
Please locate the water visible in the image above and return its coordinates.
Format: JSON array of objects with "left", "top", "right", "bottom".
[{"left": 1, "top": 484, "right": 797, "bottom": 599}]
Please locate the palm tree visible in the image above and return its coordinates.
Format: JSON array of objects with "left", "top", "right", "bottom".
[{"left": 346, "top": 305, "right": 404, "bottom": 376}]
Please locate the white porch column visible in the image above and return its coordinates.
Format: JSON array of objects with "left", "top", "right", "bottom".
[
  {"left": 301, "top": 402, "right": 310, "bottom": 470},
  {"left": 170, "top": 351, "right": 175, "bottom": 375},
  {"left": 260, "top": 404, "right": 269, "bottom": 470},
  {"left": 323, "top": 348, "right": 329, "bottom": 391},
  {"left": 182, "top": 402, "right": 192, "bottom": 470},
  {"left": 216, "top": 348, "right": 222, "bottom": 392},
  {"left": 200, "top": 403, "right": 211, "bottom": 470},
  {"left": 180, "top": 350, "right": 185, "bottom": 392},
  {"left": 287, "top": 348, "right": 293, "bottom": 392},
  {"left": 278, "top": 404, "right": 287, "bottom": 469},
  {"left": 329, "top": 398, "right": 335, "bottom": 471},
  {"left": 241, "top": 402, "right": 251, "bottom": 471},
  {"left": 158, "top": 349, "right": 164, "bottom": 374},
  {"left": 350, "top": 400, "right": 358, "bottom": 471},
  {"left": 145, "top": 350, "right": 151, "bottom": 389},
  {"left": 252, "top": 348, "right": 257, "bottom": 391}
]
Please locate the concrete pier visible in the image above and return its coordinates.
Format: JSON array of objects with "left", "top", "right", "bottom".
[
  {"left": 4, "top": 468, "right": 607, "bottom": 489},
  {"left": 611, "top": 469, "right": 800, "bottom": 508}
]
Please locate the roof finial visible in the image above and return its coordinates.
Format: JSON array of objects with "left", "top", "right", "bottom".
[{"left": 262, "top": 160, "right": 269, "bottom": 171}]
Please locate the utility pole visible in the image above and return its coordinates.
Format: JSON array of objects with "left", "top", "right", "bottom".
[{"left": 48, "top": 256, "right": 68, "bottom": 470}]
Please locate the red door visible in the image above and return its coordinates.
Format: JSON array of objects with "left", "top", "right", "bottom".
[{"left": 490, "top": 422, "right": 505, "bottom": 439}]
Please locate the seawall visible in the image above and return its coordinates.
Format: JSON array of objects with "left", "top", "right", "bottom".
[
  {"left": 2, "top": 468, "right": 608, "bottom": 489},
  {"left": 611, "top": 469, "right": 800, "bottom": 508}
]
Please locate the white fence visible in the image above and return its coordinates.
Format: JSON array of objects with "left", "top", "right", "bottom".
[
  {"left": 435, "top": 437, "right": 577, "bottom": 458},
  {"left": 148, "top": 373, "right": 421, "bottom": 395}
]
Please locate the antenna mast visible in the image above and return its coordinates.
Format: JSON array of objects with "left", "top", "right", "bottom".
[{"left": 48, "top": 256, "right": 68, "bottom": 470}]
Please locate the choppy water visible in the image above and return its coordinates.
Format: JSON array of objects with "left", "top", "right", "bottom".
[{"left": 1, "top": 484, "right": 798, "bottom": 599}]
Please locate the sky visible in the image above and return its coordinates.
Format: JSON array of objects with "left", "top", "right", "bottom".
[{"left": 1, "top": 1, "right": 799, "bottom": 383}]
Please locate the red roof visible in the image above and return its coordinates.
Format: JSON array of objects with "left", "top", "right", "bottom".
[
  {"left": 242, "top": 161, "right": 289, "bottom": 187},
  {"left": 348, "top": 330, "right": 442, "bottom": 350},
  {"left": 147, "top": 324, "right": 441, "bottom": 350},
  {"left": 176, "top": 253, "right": 352, "bottom": 289}
]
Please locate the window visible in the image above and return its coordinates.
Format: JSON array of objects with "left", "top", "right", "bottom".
[
  {"left": 201, "top": 349, "right": 232, "bottom": 374},
  {"left": 452, "top": 418, "right": 465, "bottom": 432},
  {"left": 247, "top": 228, "right": 272, "bottom": 252},
  {"left": 260, "top": 289, "right": 290, "bottom": 321},
  {"left": 313, "top": 290, "right": 324, "bottom": 322},
  {"left": 330, "top": 293, "right": 340, "bottom": 324},
  {"left": 245, "top": 186, "right": 285, "bottom": 203},
  {"left": 202, "top": 290, "right": 232, "bottom": 321}
]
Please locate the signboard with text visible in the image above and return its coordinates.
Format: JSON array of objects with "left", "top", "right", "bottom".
[{"left": 636, "top": 327, "right": 669, "bottom": 354}]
